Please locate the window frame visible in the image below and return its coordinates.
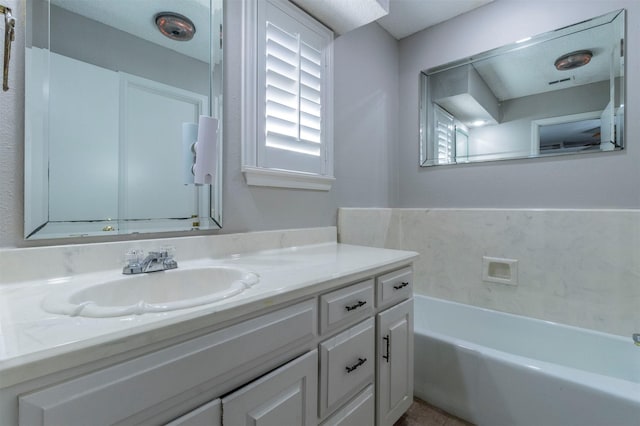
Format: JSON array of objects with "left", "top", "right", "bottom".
[{"left": 242, "top": 0, "right": 334, "bottom": 191}]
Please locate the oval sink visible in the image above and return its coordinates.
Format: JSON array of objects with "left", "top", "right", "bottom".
[{"left": 42, "top": 266, "right": 259, "bottom": 318}]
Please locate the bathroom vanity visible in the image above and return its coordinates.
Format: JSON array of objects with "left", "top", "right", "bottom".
[{"left": 0, "top": 235, "right": 416, "bottom": 426}]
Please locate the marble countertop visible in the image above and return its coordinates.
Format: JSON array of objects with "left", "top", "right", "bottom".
[{"left": 0, "top": 242, "right": 417, "bottom": 388}]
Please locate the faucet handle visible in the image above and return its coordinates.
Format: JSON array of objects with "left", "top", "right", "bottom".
[
  {"left": 158, "top": 246, "right": 178, "bottom": 270},
  {"left": 125, "top": 248, "right": 144, "bottom": 265},
  {"left": 123, "top": 248, "right": 145, "bottom": 275},
  {"left": 159, "top": 246, "right": 176, "bottom": 259}
]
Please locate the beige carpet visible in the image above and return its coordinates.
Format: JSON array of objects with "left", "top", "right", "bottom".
[{"left": 394, "top": 398, "right": 473, "bottom": 426}]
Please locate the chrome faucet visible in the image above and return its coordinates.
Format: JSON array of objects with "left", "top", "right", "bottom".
[{"left": 123, "top": 249, "right": 178, "bottom": 275}]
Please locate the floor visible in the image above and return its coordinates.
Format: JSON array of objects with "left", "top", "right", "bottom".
[{"left": 394, "top": 398, "right": 473, "bottom": 426}]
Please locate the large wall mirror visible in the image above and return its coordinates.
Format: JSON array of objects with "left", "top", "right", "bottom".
[
  {"left": 420, "top": 9, "right": 625, "bottom": 167},
  {"left": 24, "top": 0, "right": 223, "bottom": 239}
]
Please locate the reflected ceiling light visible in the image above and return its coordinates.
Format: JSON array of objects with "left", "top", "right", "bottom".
[
  {"left": 155, "top": 12, "right": 196, "bottom": 41},
  {"left": 554, "top": 50, "right": 593, "bottom": 71},
  {"left": 469, "top": 120, "right": 487, "bottom": 127}
]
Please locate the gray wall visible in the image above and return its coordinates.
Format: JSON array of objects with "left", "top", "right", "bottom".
[
  {"left": 4, "top": 0, "right": 636, "bottom": 249},
  {"left": 221, "top": 0, "right": 398, "bottom": 234},
  {"left": 398, "top": 0, "right": 640, "bottom": 208},
  {"left": 0, "top": 0, "right": 398, "bottom": 248}
]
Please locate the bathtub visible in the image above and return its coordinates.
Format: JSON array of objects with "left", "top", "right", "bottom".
[{"left": 413, "top": 295, "right": 640, "bottom": 426}]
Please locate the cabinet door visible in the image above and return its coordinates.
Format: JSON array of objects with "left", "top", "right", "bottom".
[
  {"left": 319, "top": 384, "right": 374, "bottom": 426},
  {"left": 165, "top": 399, "right": 221, "bottom": 426},
  {"left": 19, "top": 300, "right": 316, "bottom": 426},
  {"left": 222, "top": 350, "right": 318, "bottom": 426},
  {"left": 377, "top": 298, "right": 413, "bottom": 426}
]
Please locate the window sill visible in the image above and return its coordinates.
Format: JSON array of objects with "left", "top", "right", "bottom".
[{"left": 242, "top": 166, "right": 334, "bottom": 191}]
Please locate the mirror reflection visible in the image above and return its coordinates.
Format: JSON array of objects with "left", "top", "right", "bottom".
[
  {"left": 420, "top": 9, "right": 625, "bottom": 166},
  {"left": 25, "top": 0, "right": 223, "bottom": 239}
]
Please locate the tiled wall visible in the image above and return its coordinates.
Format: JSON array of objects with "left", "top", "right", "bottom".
[{"left": 338, "top": 208, "right": 639, "bottom": 337}]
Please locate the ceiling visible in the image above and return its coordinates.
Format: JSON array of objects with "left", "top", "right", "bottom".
[
  {"left": 52, "top": 0, "right": 214, "bottom": 62},
  {"left": 50, "top": 1, "right": 618, "bottom": 103},
  {"left": 377, "top": 0, "right": 494, "bottom": 39},
  {"left": 51, "top": 0, "right": 495, "bottom": 62},
  {"left": 470, "top": 13, "right": 622, "bottom": 101}
]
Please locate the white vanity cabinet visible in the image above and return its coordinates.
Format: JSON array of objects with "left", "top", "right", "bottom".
[
  {"left": 316, "top": 267, "right": 414, "bottom": 426},
  {"left": 375, "top": 267, "right": 414, "bottom": 426},
  {"left": 377, "top": 298, "right": 414, "bottom": 426},
  {"left": 157, "top": 350, "right": 319, "bottom": 426},
  {"left": 222, "top": 350, "right": 318, "bottom": 426},
  {"left": 18, "top": 300, "right": 318, "bottom": 426},
  {"left": 13, "top": 263, "right": 414, "bottom": 426}
]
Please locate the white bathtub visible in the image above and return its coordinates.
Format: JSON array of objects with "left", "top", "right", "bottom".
[{"left": 413, "top": 295, "right": 640, "bottom": 426}]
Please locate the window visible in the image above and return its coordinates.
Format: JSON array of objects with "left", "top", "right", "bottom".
[
  {"left": 433, "top": 104, "right": 454, "bottom": 164},
  {"left": 242, "top": 0, "right": 334, "bottom": 190}
]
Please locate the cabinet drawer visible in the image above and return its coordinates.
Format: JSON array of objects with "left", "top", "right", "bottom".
[
  {"left": 320, "top": 279, "right": 374, "bottom": 334},
  {"left": 222, "top": 350, "right": 318, "bottom": 426},
  {"left": 319, "top": 384, "right": 374, "bottom": 426},
  {"left": 165, "top": 399, "right": 221, "bottom": 426},
  {"left": 376, "top": 266, "right": 412, "bottom": 308},
  {"left": 19, "top": 300, "right": 317, "bottom": 426},
  {"left": 319, "top": 318, "right": 375, "bottom": 418}
]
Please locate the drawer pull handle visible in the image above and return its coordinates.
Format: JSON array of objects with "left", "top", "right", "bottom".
[
  {"left": 346, "top": 357, "right": 367, "bottom": 373},
  {"left": 382, "top": 335, "right": 390, "bottom": 362},
  {"left": 393, "top": 281, "right": 409, "bottom": 290},
  {"left": 345, "top": 300, "right": 367, "bottom": 311}
]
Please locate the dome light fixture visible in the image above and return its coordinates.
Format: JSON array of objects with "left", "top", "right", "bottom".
[
  {"left": 155, "top": 12, "right": 196, "bottom": 41},
  {"left": 554, "top": 50, "right": 593, "bottom": 71}
]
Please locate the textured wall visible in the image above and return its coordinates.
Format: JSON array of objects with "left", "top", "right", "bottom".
[
  {"left": 339, "top": 208, "right": 640, "bottom": 337},
  {"left": 0, "top": 0, "right": 23, "bottom": 247}
]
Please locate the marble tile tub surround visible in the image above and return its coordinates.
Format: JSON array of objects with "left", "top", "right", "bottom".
[
  {"left": 338, "top": 208, "right": 640, "bottom": 337},
  {"left": 0, "top": 227, "right": 337, "bottom": 285}
]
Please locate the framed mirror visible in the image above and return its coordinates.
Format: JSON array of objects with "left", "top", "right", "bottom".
[
  {"left": 24, "top": 0, "right": 223, "bottom": 239},
  {"left": 420, "top": 9, "right": 625, "bottom": 167}
]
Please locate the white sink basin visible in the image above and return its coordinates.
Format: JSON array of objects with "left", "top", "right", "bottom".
[{"left": 42, "top": 266, "right": 260, "bottom": 318}]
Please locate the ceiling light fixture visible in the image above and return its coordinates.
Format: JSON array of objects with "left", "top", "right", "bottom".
[
  {"left": 554, "top": 50, "right": 593, "bottom": 71},
  {"left": 155, "top": 12, "right": 196, "bottom": 41},
  {"left": 469, "top": 120, "right": 487, "bottom": 127}
]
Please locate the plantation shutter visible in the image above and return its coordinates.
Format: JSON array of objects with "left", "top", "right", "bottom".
[
  {"left": 433, "top": 104, "right": 455, "bottom": 164},
  {"left": 258, "top": 0, "right": 329, "bottom": 175}
]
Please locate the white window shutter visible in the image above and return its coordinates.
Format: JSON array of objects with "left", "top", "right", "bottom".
[
  {"left": 243, "top": 0, "right": 334, "bottom": 190},
  {"left": 434, "top": 105, "right": 455, "bottom": 164},
  {"left": 264, "top": 22, "right": 322, "bottom": 157}
]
